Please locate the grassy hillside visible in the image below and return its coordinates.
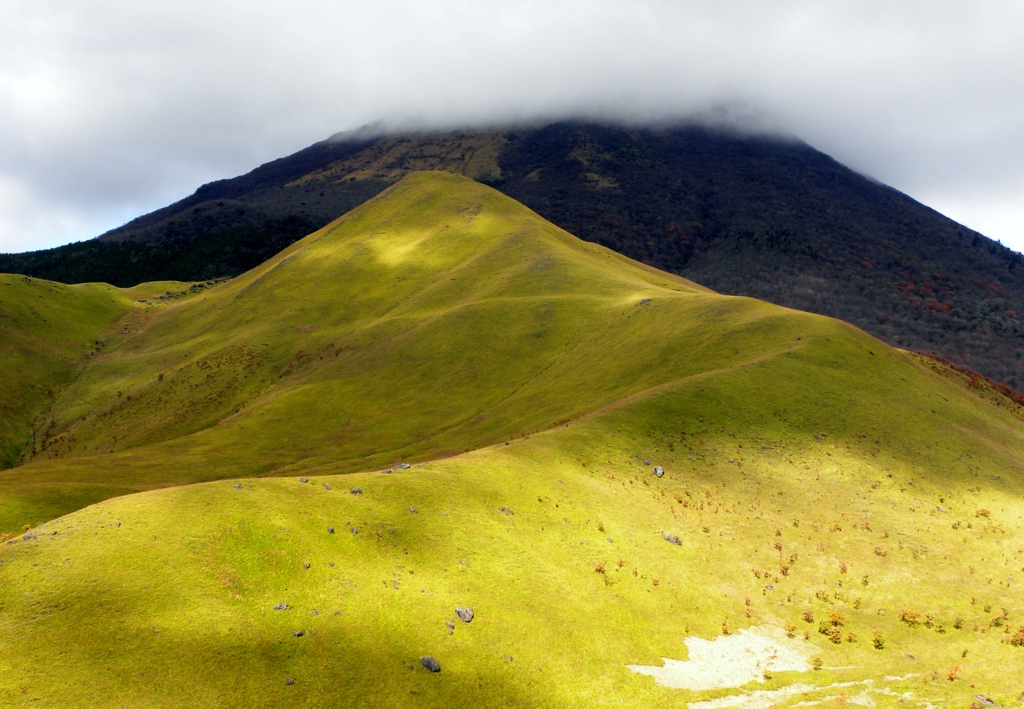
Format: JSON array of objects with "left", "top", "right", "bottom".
[
  {"left": 1, "top": 171, "right": 1022, "bottom": 706},
  {"left": 1, "top": 310, "right": 1023, "bottom": 706},
  {"left": 0, "top": 279, "right": 219, "bottom": 525},
  {"left": 3, "top": 172, "right": 802, "bottom": 532},
  {"left": 0, "top": 276, "right": 132, "bottom": 468}
]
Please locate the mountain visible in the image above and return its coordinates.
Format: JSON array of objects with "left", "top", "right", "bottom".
[
  {"left": 3, "top": 122, "right": 1023, "bottom": 387},
  {"left": 1, "top": 171, "right": 733, "bottom": 529},
  {"left": 2, "top": 172, "right": 1023, "bottom": 707}
]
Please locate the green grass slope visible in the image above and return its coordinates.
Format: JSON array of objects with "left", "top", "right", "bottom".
[
  {"left": 0, "top": 275, "right": 133, "bottom": 468},
  {"left": 1, "top": 311, "right": 1023, "bottom": 707},
  {"left": 0, "top": 279, "right": 219, "bottom": 528},
  {"left": 2, "top": 172, "right": 810, "bottom": 532}
]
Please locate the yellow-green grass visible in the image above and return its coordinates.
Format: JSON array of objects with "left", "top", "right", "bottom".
[
  {"left": 1, "top": 315, "right": 1022, "bottom": 707},
  {"left": 3, "top": 172, "right": 810, "bottom": 532},
  {"left": 0, "top": 277, "right": 219, "bottom": 527},
  {"left": 2, "top": 171, "right": 1024, "bottom": 706},
  {"left": 0, "top": 275, "right": 133, "bottom": 468}
]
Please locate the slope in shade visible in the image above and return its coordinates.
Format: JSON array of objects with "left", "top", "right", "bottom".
[{"left": 0, "top": 277, "right": 134, "bottom": 468}]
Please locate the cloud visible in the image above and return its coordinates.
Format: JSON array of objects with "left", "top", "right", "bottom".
[{"left": 2, "top": 0, "right": 1023, "bottom": 252}]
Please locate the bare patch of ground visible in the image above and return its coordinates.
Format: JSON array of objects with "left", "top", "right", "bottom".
[{"left": 627, "top": 625, "right": 819, "bottom": 692}]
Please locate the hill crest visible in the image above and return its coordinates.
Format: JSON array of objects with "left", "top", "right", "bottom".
[{"left": 4, "top": 123, "right": 1023, "bottom": 388}]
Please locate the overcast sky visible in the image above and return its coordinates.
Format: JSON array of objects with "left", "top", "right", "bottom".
[{"left": 2, "top": 0, "right": 1023, "bottom": 253}]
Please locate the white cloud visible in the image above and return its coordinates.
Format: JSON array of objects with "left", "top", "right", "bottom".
[{"left": 1, "top": 0, "right": 1022, "bottom": 252}]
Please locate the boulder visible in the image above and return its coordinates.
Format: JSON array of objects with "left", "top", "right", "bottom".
[
  {"left": 420, "top": 656, "right": 441, "bottom": 672},
  {"left": 662, "top": 533, "right": 682, "bottom": 546},
  {"left": 455, "top": 606, "right": 474, "bottom": 623},
  {"left": 653, "top": 465, "right": 665, "bottom": 478}
]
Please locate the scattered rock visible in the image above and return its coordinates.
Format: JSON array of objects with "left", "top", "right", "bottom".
[
  {"left": 310, "top": 609, "right": 319, "bottom": 616},
  {"left": 499, "top": 506, "right": 514, "bottom": 515},
  {"left": 420, "top": 656, "right": 441, "bottom": 673},
  {"left": 22, "top": 534, "right": 37, "bottom": 542},
  {"left": 643, "top": 459, "right": 651, "bottom": 466},
  {"left": 329, "top": 562, "right": 335, "bottom": 567},
  {"left": 638, "top": 298, "right": 651, "bottom": 306},
  {"left": 323, "top": 483, "right": 333, "bottom": 491},
  {"left": 382, "top": 469, "right": 393, "bottom": 474},
  {"left": 292, "top": 630, "right": 304, "bottom": 637},
  {"left": 765, "top": 585, "right": 775, "bottom": 591},
  {"left": 446, "top": 620, "right": 455, "bottom": 630},
  {"left": 455, "top": 606, "right": 474, "bottom": 623},
  {"left": 286, "top": 678, "right": 294, "bottom": 686},
  {"left": 303, "top": 562, "right": 310, "bottom": 569},
  {"left": 116, "top": 522, "right": 121, "bottom": 528},
  {"left": 653, "top": 465, "right": 665, "bottom": 478},
  {"left": 395, "top": 463, "right": 412, "bottom": 470},
  {"left": 662, "top": 533, "right": 682, "bottom": 546},
  {"left": 975, "top": 696, "right": 996, "bottom": 706},
  {"left": 327, "top": 527, "right": 335, "bottom": 534},
  {"left": 299, "top": 478, "right": 309, "bottom": 483},
  {"left": 233, "top": 483, "right": 242, "bottom": 489},
  {"left": 351, "top": 527, "right": 358, "bottom": 534},
  {"left": 409, "top": 508, "right": 418, "bottom": 514},
  {"left": 350, "top": 487, "right": 363, "bottom": 495},
  {"left": 273, "top": 603, "right": 289, "bottom": 611},
  {"left": 607, "top": 537, "right": 613, "bottom": 543}
]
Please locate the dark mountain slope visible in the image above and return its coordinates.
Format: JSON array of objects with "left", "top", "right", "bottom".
[{"left": 3, "top": 122, "right": 1022, "bottom": 383}]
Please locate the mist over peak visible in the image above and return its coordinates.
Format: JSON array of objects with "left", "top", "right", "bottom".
[{"left": 1, "top": 1, "right": 1022, "bottom": 253}]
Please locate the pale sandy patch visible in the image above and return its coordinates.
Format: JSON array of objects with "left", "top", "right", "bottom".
[{"left": 627, "top": 625, "right": 820, "bottom": 691}]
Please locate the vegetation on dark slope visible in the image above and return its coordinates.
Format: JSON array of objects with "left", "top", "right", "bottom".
[{"left": 3, "top": 122, "right": 1023, "bottom": 384}]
